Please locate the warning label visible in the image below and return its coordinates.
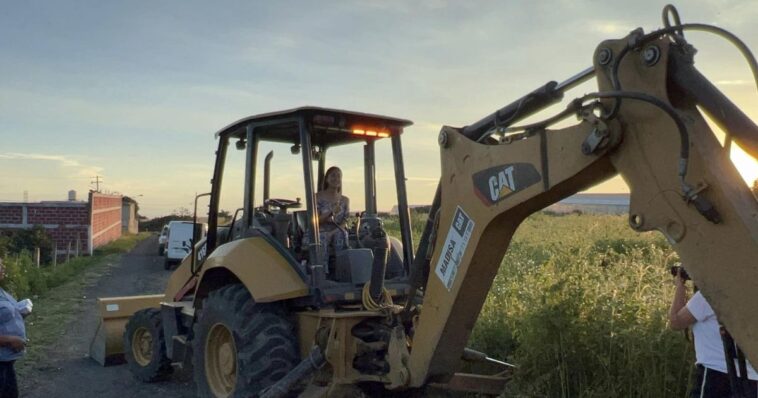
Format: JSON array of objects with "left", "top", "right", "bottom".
[{"left": 434, "top": 206, "right": 474, "bottom": 291}]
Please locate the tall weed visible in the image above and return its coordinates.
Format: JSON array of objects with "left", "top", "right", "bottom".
[
  {"left": 390, "top": 212, "right": 694, "bottom": 397},
  {"left": 474, "top": 214, "right": 692, "bottom": 397}
]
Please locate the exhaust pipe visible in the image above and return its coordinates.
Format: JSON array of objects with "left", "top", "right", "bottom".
[{"left": 263, "top": 151, "right": 273, "bottom": 204}]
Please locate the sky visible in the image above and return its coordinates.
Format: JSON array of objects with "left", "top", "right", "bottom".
[{"left": 0, "top": 1, "right": 756, "bottom": 218}]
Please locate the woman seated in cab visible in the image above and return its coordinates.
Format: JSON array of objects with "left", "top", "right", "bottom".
[{"left": 316, "top": 166, "right": 350, "bottom": 268}]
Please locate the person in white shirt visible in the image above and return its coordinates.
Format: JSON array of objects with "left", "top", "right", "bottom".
[{"left": 669, "top": 265, "right": 758, "bottom": 397}]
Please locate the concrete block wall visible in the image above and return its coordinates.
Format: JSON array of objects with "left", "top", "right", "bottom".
[{"left": 121, "top": 202, "right": 138, "bottom": 234}]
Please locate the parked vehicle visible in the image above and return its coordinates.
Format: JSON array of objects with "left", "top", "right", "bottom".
[
  {"left": 164, "top": 221, "right": 206, "bottom": 270},
  {"left": 157, "top": 224, "right": 169, "bottom": 256}
]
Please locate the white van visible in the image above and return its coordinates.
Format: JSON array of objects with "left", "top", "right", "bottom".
[
  {"left": 164, "top": 221, "right": 207, "bottom": 270},
  {"left": 157, "top": 224, "right": 169, "bottom": 255}
]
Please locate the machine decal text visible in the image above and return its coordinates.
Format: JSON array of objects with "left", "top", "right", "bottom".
[{"left": 435, "top": 207, "right": 474, "bottom": 292}]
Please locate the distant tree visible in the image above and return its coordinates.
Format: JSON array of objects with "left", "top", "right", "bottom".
[
  {"left": 140, "top": 207, "right": 192, "bottom": 232},
  {"left": 172, "top": 207, "right": 192, "bottom": 218}
]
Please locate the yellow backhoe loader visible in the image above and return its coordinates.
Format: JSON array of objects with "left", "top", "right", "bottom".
[{"left": 91, "top": 5, "right": 758, "bottom": 397}]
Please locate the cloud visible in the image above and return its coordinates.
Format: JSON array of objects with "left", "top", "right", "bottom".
[
  {"left": 0, "top": 152, "right": 81, "bottom": 167},
  {"left": 708, "top": 0, "right": 758, "bottom": 29},
  {"left": 589, "top": 21, "right": 632, "bottom": 35},
  {"left": 0, "top": 87, "right": 231, "bottom": 137},
  {"left": 0, "top": 152, "right": 103, "bottom": 181},
  {"left": 358, "top": 0, "right": 449, "bottom": 13}
]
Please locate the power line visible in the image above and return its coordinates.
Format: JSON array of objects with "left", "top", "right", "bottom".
[{"left": 91, "top": 175, "right": 103, "bottom": 192}]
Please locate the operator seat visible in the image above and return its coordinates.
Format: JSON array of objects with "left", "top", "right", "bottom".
[
  {"left": 269, "top": 213, "right": 290, "bottom": 247},
  {"left": 289, "top": 210, "right": 309, "bottom": 258}
]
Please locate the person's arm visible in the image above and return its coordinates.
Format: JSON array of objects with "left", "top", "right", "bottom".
[
  {"left": 317, "top": 206, "right": 333, "bottom": 224},
  {"left": 0, "top": 335, "right": 25, "bottom": 352},
  {"left": 669, "top": 274, "right": 697, "bottom": 330},
  {"left": 315, "top": 195, "right": 333, "bottom": 224},
  {"left": 317, "top": 211, "right": 330, "bottom": 224},
  {"left": 335, "top": 196, "right": 350, "bottom": 226}
]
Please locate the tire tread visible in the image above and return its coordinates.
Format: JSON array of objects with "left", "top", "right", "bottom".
[{"left": 193, "top": 284, "right": 298, "bottom": 397}]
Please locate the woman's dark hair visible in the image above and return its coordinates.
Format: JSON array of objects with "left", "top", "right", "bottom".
[{"left": 322, "top": 166, "right": 342, "bottom": 193}]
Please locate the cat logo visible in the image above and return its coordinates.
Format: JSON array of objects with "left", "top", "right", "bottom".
[
  {"left": 488, "top": 166, "right": 516, "bottom": 202},
  {"left": 473, "top": 163, "right": 541, "bottom": 206}
]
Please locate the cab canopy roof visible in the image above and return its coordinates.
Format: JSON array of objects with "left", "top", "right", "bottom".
[{"left": 214, "top": 106, "right": 414, "bottom": 147}]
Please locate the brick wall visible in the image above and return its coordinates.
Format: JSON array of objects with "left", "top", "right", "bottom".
[
  {"left": 27, "top": 205, "right": 88, "bottom": 225},
  {"left": 0, "top": 202, "right": 90, "bottom": 256},
  {"left": 0, "top": 206, "right": 23, "bottom": 224},
  {"left": 1, "top": 192, "right": 124, "bottom": 260},
  {"left": 90, "top": 192, "right": 122, "bottom": 248},
  {"left": 49, "top": 225, "right": 90, "bottom": 254}
]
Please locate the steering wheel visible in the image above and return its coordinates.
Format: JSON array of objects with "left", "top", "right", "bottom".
[{"left": 264, "top": 198, "right": 302, "bottom": 213}]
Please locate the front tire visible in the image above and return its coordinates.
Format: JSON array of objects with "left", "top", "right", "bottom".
[
  {"left": 193, "top": 284, "right": 299, "bottom": 397},
  {"left": 123, "top": 308, "right": 173, "bottom": 382}
]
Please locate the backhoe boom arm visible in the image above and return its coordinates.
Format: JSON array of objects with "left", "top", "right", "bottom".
[{"left": 407, "top": 33, "right": 758, "bottom": 387}]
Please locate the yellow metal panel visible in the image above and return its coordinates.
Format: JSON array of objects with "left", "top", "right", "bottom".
[
  {"left": 90, "top": 294, "right": 164, "bottom": 366},
  {"left": 199, "top": 237, "right": 309, "bottom": 302},
  {"left": 97, "top": 294, "right": 165, "bottom": 319},
  {"left": 164, "top": 253, "right": 194, "bottom": 299}
]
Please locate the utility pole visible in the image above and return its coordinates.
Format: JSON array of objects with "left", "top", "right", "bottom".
[{"left": 91, "top": 175, "right": 103, "bottom": 192}]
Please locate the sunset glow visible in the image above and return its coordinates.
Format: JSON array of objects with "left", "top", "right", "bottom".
[{"left": 732, "top": 145, "right": 758, "bottom": 186}]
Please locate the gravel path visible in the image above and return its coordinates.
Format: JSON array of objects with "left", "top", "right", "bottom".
[{"left": 20, "top": 236, "right": 195, "bottom": 397}]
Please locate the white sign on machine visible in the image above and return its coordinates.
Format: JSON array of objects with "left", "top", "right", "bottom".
[{"left": 435, "top": 206, "right": 474, "bottom": 291}]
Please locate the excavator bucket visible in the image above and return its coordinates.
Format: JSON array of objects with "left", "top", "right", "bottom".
[{"left": 89, "top": 294, "right": 164, "bottom": 366}]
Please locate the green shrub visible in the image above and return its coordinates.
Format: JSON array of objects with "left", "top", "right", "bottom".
[
  {"left": 0, "top": 233, "right": 150, "bottom": 299},
  {"left": 0, "top": 226, "right": 54, "bottom": 264}
]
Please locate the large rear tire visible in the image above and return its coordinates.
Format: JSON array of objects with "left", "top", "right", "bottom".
[
  {"left": 193, "top": 284, "right": 299, "bottom": 397},
  {"left": 123, "top": 308, "right": 173, "bottom": 382}
]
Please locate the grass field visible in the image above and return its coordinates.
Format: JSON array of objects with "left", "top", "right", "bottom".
[{"left": 390, "top": 212, "right": 694, "bottom": 397}]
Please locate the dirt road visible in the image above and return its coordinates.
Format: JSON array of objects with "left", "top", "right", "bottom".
[{"left": 20, "top": 236, "right": 195, "bottom": 397}]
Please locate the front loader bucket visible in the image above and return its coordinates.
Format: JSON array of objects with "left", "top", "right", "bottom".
[{"left": 89, "top": 294, "right": 164, "bottom": 366}]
